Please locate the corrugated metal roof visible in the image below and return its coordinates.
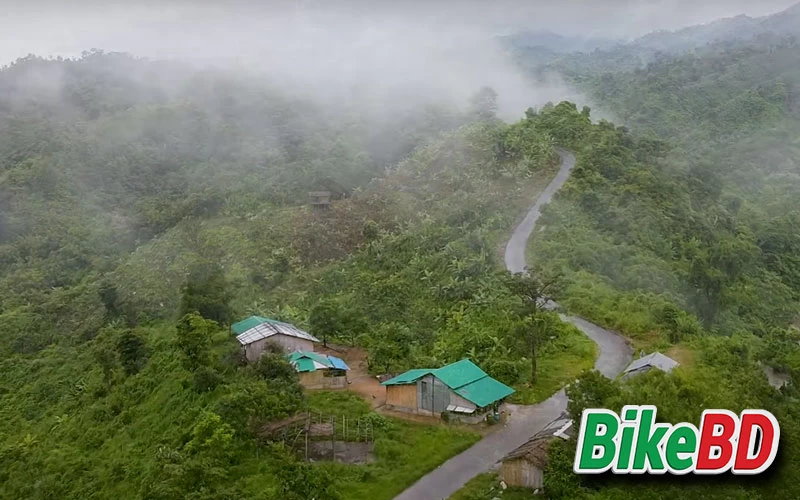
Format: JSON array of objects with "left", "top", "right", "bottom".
[
  {"left": 328, "top": 355, "right": 350, "bottom": 371},
  {"left": 454, "top": 374, "right": 515, "bottom": 408},
  {"left": 504, "top": 413, "right": 573, "bottom": 465},
  {"left": 288, "top": 351, "right": 330, "bottom": 366},
  {"left": 294, "top": 358, "right": 316, "bottom": 373},
  {"left": 624, "top": 352, "right": 679, "bottom": 375},
  {"left": 232, "top": 315, "right": 270, "bottom": 335},
  {"left": 288, "top": 351, "right": 349, "bottom": 373},
  {"left": 380, "top": 358, "right": 515, "bottom": 407},
  {"left": 235, "top": 318, "right": 320, "bottom": 346},
  {"left": 381, "top": 369, "right": 433, "bottom": 386},
  {"left": 432, "top": 359, "right": 487, "bottom": 389}
]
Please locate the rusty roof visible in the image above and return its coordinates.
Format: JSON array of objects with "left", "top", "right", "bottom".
[{"left": 503, "top": 414, "right": 574, "bottom": 466}]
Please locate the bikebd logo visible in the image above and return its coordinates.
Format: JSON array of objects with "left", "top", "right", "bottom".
[{"left": 574, "top": 406, "right": 780, "bottom": 475}]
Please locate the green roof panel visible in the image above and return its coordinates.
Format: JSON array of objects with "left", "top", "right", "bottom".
[
  {"left": 304, "top": 352, "right": 333, "bottom": 367},
  {"left": 454, "top": 375, "right": 515, "bottom": 408},
  {"left": 381, "top": 369, "right": 433, "bottom": 386},
  {"left": 432, "top": 359, "right": 487, "bottom": 389},
  {"left": 294, "top": 358, "right": 316, "bottom": 372},
  {"left": 288, "top": 351, "right": 333, "bottom": 371},
  {"left": 232, "top": 315, "right": 270, "bottom": 335}
]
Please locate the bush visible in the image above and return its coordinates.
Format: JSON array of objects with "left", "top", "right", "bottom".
[
  {"left": 483, "top": 358, "right": 522, "bottom": 385},
  {"left": 116, "top": 329, "right": 147, "bottom": 376},
  {"left": 253, "top": 353, "right": 297, "bottom": 382},
  {"left": 193, "top": 366, "right": 223, "bottom": 393}
]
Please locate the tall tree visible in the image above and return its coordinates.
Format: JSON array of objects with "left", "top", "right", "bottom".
[
  {"left": 469, "top": 86, "right": 499, "bottom": 121},
  {"left": 116, "top": 329, "right": 147, "bottom": 376},
  {"left": 175, "top": 312, "right": 217, "bottom": 371},
  {"left": 504, "top": 272, "right": 560, "bottom": 383},
  {"left": 179, "top": 263, "right": 233, "bottom": 325}
]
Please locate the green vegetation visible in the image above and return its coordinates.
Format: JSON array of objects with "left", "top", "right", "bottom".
[
  {"left": 0, "top": 53, "right": 593, "bottom": 498},
  {"left": 510, "top": 323, "right": 596, "bottom": 404},
  {"left": 508, "top": 22, "right": 800, "bottom": 500},
  {"left": 542, "top": 337, "right": 800, "bottom": 500},
  {"left": 5, "top": 14, "right": 800, "bottom": 497},
  {"left": 271, "top": 392, "right": 481, "bottom": 500},
  {"left": 449, "top": 472, "right": 532, "bottom": 500},
  {"left": 329, "top": 421, "right": 479, "bottom": 500},
  {"left": 527, "top": 56, "right": 800, "bottom": 345}
]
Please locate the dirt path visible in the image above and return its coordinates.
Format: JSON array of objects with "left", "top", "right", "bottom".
[
  {"left": 392, "top": 149, "right": 633, "bottom": 500},
  {"left": 316, "top": 345, "right": 386, "bottom": 408}
]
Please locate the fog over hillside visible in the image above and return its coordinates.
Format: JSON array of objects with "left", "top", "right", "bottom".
[{"left": 2, "top": 1, "right": 798, "bottom": 120}]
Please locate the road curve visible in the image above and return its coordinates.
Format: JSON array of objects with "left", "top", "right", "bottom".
[
  {"left": 506, "top": 149, "right": 632, "bottom": 379},
  {"left": 392, "top": 149, "right": 632, "bottom": 500}
]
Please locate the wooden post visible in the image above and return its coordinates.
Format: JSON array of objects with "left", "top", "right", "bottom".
[
  {"left": 331, "top": 416, "right": 336, "bottom": 460},
  {"left": 305, "top": 413, "right": 310, "bottom": 461}
]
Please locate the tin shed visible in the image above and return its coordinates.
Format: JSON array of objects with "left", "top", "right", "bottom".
[{"left": 381, "top": 359, "right": 514, "bottom": 423}]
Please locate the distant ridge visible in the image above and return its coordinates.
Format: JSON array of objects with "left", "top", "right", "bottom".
[
  {"left": 497, "top": 29, "right": 622, "bottom": 54},
  {"left": 502, "top": 2, "right": 800, "bottom": 63},
  {"left": 631, "top": 2, "right": 800, "bottom": 52}
]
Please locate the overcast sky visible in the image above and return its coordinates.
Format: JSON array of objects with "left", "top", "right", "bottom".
[
  {"left": 1, "top": 0, "right": 797, "bottom": 121},
  {"left": 2, "top": 0, "right": 798, "bottom": 64}
]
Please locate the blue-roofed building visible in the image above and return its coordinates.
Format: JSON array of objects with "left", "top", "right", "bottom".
[{"left": 288, "top": 351, "right": 350, "bottom": 389}]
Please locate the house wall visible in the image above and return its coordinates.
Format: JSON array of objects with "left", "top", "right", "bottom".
[
  {"left": 621, "top": 366, "right": 652, "bottom": 381},
  {"left": 416, "top": 375, "right": 479, "bottom": 416},
  {"left": 385, "top": 384, "right": 418, "bottom": 412},
  {"left": 384, "top": 376, "right": 485, "bottom": 422},
  {"left": 417, "top": 375, "right": 452, "bottom": 415},
  {"left": 449, "top": 392, "right": 478, "bottom": 412},
  {"left": 501, "top": 458, "right": 544, "bottom": 489},
  {"left": 243, "top": 334, "right": 315, "bottom": 362},
  {"left": 299, "top": 370, "right": 347, "bottom": 389},
  {"left": 385, "top": 375, "right": 483, "bottom": 418}
]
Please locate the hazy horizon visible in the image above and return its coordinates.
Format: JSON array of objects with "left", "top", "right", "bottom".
[
  {"left": 2, "top": 1, "right": 797, "bottom": 122},
  {"left": 3, "top": 0, "right": 798, "bottom": 66}
]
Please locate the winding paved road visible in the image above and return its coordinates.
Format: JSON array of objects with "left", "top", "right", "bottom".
[{"left": 392, "top": 149, "right": 632, "bottom": 500}]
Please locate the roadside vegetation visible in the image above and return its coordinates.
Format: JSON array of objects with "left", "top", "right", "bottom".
[{"left": 515, "top": 29, "right": 800, "bottom": 500}]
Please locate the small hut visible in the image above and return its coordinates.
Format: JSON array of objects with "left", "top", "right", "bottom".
[
  {"left": 308, "top": 176, "right": 347, "bottom": 209},
  {"left": 501, "top": 414, "right": 574, "bottom": 489},
  {"left": 622, "top": 351, "right": 679, "bottom": 380},
  {"left": 309, "top": 191, "right": 333, "bottom": 209},
  {"left": 288, "top": 351, "right": 350, "bottom": 389}
]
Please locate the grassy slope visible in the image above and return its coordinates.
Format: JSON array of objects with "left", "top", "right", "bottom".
[
  {"left": 0, "top": 108, "right": 605, "bottom": 499},
  {"left": 510, "top": 323, "right": 597, "bottom": 404},
  {"left": 243, "top": 392, "right": 481, "bottom": 500},
  {"left": 449, "top": 472, "right": 533, "bottom": 500}
]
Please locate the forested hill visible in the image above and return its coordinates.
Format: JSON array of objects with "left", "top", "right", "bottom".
[
  {"left": 4, "top": 28, "right": 800, "bottom": 498},
  {"left": 0, "top": 51, "right": 470, "bottom": 351},
  {"left": 516, "top": 15, "right": 800, "bottom": 382},
  {"left": 631, "top": 2, "right": 800, "bottom": 54},
  {"left": 0, "top": 51, "right": 590, "bottom": 499},
  {"left": 501, "top": 21, "right": 800, "bottom": 500},
  {"left": 509, "top": 2, "right": 800, "bottom": 73}
]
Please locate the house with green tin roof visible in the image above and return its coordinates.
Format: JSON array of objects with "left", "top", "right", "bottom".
[
  {"left": 381, "top": 359, "right": 515, "bottom": 423},
  {"left": 288, "top": 351, "right": 350, "bottom": 389},
  {"left": 232, "top": 316, "right": 320, "bottom": 362}
]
